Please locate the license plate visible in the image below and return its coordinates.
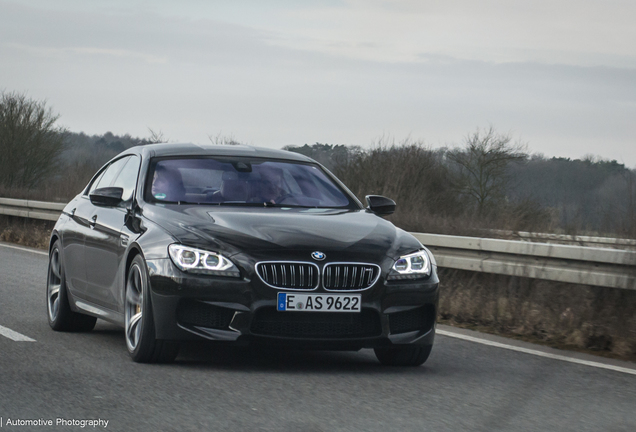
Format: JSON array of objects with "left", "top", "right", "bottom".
[{"left": 277, "top": 293, "right": 361, "bottom": 312}]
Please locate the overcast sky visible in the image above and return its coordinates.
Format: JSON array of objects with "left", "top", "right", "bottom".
[{"left": 1, "top": 0, "right": 635, "bottom": 166}]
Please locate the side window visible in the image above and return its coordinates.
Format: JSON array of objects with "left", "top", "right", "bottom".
[
  {"left": 111, "top": 156, "right": 141, "bottom": 203},
  {"left": 88, "top": 157, "right": 129, "bottom": 196},
  {"left": 87, "top": 170, "right": 106, "bottom": 195}
]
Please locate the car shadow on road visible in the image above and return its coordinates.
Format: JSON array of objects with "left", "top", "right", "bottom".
[
  {"left": 89, "top": 322, "right": 435, "bottom": 374},
  {"left": 90, "top": 322, "right": 126, "bottom": 339},
  {"left": 175, "top": 342, "right": 432, "bottom": 375}
]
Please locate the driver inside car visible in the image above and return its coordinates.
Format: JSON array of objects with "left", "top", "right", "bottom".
[
  {"left": 151, "top": 165, "right": 186, "bottom": 202},
  {"left": 255, "top": 179, "right": 284, "bottom": 204},
  {"left": 249, "top": 166, "right": 286, "bottom": 204}
]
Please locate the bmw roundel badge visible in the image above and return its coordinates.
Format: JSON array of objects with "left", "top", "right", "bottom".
[{"left": 311, "top": 251, "right": 326, "bottom": 261}]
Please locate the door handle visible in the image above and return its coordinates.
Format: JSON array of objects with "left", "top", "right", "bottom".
[{"left": 89, "top": 215, "right": 97, "bottom": 229}]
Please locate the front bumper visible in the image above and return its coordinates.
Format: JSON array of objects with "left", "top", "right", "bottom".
[{"left": 146, "top": 257, "right": 439, "bottom": 350}]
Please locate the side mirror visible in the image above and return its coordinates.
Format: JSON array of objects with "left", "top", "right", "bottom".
[
  {"left": 365, "top": 195, "right": 396, "bottom": 216},
  {"left": 90, "top": 187, "right": 124, "bottom": 207}
]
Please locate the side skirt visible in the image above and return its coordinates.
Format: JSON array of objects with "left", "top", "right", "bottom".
[{"left": 68, "top": 290, "right": 125, "bottom": 327}]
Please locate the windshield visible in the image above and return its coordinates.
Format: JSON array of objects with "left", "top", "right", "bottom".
[{"left": 146, "top": 157, "right": 356, "bottom": 208}]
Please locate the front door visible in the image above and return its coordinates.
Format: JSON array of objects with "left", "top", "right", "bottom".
[{"left": 84, "top": 155, "right": 141, "bottom": 310}]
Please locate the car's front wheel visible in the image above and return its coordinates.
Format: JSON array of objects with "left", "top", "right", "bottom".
[
  {"left": 125, "top": 254, "right": 179, "bottom": 363},
  {"left": 374, "top": 344, "right": 432, "bottom": 366},
  {"left": 47, "top": 240, "right": 97, "bottom": 332}
]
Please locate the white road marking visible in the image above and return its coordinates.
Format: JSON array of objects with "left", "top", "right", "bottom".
[
  {"left": 0, "top": 242, "right": 47, "bottom": 256},
  {"left": 437, "top": 329, "right": 636, "bottom": 376},
  {"left": 0, "top": 324, "right": 36, "bottom": 342}
]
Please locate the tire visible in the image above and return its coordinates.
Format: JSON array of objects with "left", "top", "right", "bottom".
[
  {"left": 374, "top": 344, "right": 432, "bottom": 367},
  {"left": 47, "top": 240, "right": 97, "bottom": 332},
  {"left": 125, "top": 254, "right": 179, "bottom": 363}
]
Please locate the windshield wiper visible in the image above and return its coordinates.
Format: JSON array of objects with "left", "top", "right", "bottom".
[
  {"left": 160, "top": 201, "right": 262, "bottom": 206},
  {"left": 262, "top": 203, "right": 316, "bottom": 208},
  {"left": 151, "top": 200, "right": 203, "bottom": 205},
  {"left": 213, "top": 201, "right": 317, "bottom": 208},
  {"left": 162, "top": 201, "right": 322, "bottom": 209},
  {"left": 214, "top": 202, "right": 269, "bottom": 207}
]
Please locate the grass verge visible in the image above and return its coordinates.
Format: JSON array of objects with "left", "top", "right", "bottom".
[
  {"left": 438, "top": 269, "right": 636, "bottom": 363},
  {"left": 438, "top": 319, "right": 636, "bottom": 364},
  {"left": 0, "top": 215, "right": 52, "bottom": 250}
]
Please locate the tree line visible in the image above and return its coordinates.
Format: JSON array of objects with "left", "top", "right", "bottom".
[
  {"left": 285, "top": 136, "right": 636, "bottom": 238},
  {"left": 1, "top": 91, "right": 634, "bottom": 238}
]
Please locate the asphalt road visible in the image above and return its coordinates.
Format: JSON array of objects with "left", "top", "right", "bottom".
[{"left": 1, "top": 243, "right": 635, "bottom": 432}]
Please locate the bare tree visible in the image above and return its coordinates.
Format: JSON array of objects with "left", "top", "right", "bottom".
[
  {"left": 208, "top": 132, "right": 243, "bottom": 146},
  {"left": 146, "top": 128, "right": 168, "bottom": 144},
  {"left": 333, "top": 138, "right": 462, "bottom": 232},
  {"left": 448, "top": 127, "right": 527, "bottom": 214},
  {"left": 0, "top": 91, "right": 67, "bottom": 189}
]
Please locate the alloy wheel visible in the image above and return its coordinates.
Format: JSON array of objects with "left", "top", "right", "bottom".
[
  {"left": 125, "top": 263, "right": 144, "bottom": 351},
  {"left": 47, "top": 248, "right": 62, "bottom": 322}
]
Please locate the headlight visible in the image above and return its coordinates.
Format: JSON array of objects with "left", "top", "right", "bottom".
[
  {"left": 387, "top": 250, "right": 431, "bottom": 280},
  {"left": 168, "top": 244, "right": 240, "bottom": 277}
]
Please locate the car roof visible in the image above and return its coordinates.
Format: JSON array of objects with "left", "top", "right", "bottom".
[{"left": 121, "top": 143, "right": 315, "bottom": 163}]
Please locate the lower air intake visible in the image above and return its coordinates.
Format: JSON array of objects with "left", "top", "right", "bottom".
[
  {"left": 388, "top": 305, "right": 436, "bottom": 334},
  {"left": 176, "top": 299, "right": 235, "bottom": 330},
  {"left": 250, "top": 307, "right": 382, "bottom": 339}
]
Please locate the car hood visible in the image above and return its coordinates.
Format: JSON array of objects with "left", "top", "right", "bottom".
[{"left": 141, "top": 205, "right": 422, "bottom": 261}]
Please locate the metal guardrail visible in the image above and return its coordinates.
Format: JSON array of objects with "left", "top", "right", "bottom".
[
  {"left": 0, "top": 198, "right": 65, "bottom": 221},
  {"left": 413, "top": 233, "right": 636, "bottom": 291},
  {"left": 1, "top": 197, "right": 635, "bottom": 290},
  {"left": 488, "top": 229, "right": 636, "bottom": 249}
]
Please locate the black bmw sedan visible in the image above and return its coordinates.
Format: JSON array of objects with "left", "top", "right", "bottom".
[{"left": 47, "top": 144, "right": 439, "bottom": 366}]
